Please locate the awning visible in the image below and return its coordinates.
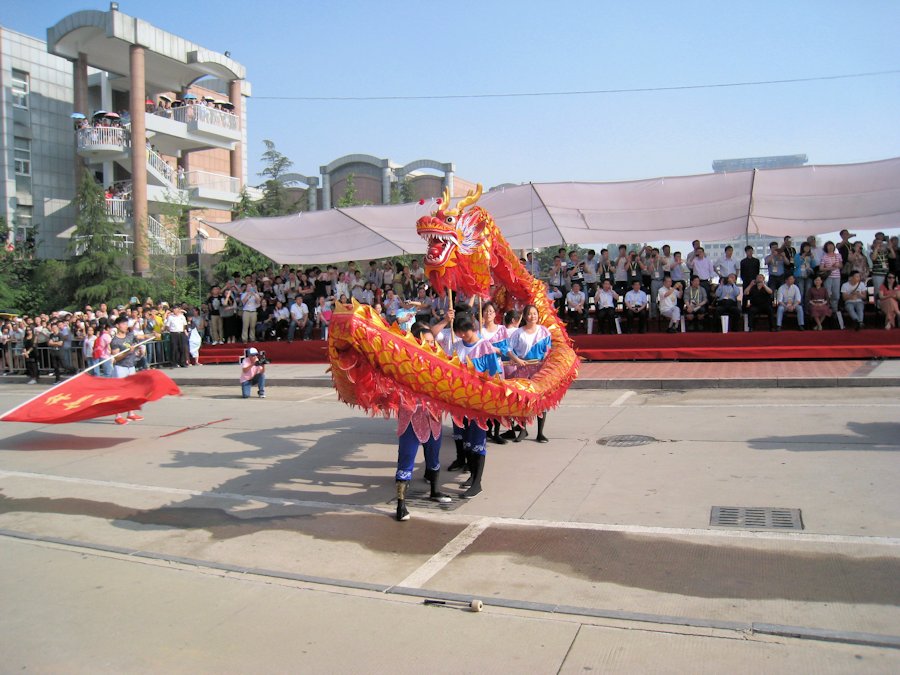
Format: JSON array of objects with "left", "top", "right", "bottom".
[{"left": 213, "top": 157, "right": 900, "bottom": 264}]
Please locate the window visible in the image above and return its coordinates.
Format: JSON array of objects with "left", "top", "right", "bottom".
[
  {"left": 15, "top": 206, "right": 33, "bottom": 244},
  {"left": 14, "top": 138, "right": 31, "bottom": 176},
  {"left": 12, "top": 70, "right": 29, "bottom": 109}
]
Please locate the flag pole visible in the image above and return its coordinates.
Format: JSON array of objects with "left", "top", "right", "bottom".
[{"left": 0, "top": 336, "right": 158, "bottom": 422}]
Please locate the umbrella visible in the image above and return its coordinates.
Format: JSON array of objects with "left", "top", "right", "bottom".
[
  {"left": 158, "top": 94, "right": 172, "bottom": 102},
  {"left": 93, "top": 110, "right": 108, "bottom": 117},
  {"left": 220, "top": 102, "right": 235, "bottom": 110},
  {"left": 145, "top": 97, "right": 153, "bottom": 105},
  {"left": 173, "top": 100, "right": 184, "bottom": 106},
  {"left": 203, "top": 96, "right": 216, "bottom": 102},
  {"left": 70, "top": 112, "right": 86, "bottom": 119},
  {"left": 183, "top": 93, "right": 197, "bottom": 100},
  {"left": 104, "top": 112, "right": 121, "bottom": 118},
  {"left": 214, "top": 99, "right": 228, "bottom": 105}
]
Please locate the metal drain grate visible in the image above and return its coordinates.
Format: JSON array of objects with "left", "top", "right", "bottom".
[
  {"left": 399, "top": 488, "right": 468, "bottom": 512},
  {"left": 597, "top": 435, "right": 657, "bottom": 447},
  {"left": 710, "top": 506, "right": 803, "bottom": 531}
]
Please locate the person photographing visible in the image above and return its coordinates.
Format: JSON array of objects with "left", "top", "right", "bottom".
[{"left": 240, "top": 347, "right": 266, "bottom": 398}]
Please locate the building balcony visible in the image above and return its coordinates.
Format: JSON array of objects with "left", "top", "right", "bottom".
[
  {"left": 76, "top": 127, "right": 130, "bottom": 160},
  {"left": 184, "top": 170, "right": 241, "bottom": 209},
  {"left": 72, "top": 233, "right": 133, "bottom": 256},
  {"left": 171, "top": 104, "right": 241, "bottom": 143},
  {"left": 105, "top": 197, "right": 132, "bottom": 220}
]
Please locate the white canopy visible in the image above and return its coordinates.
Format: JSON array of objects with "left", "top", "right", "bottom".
[{"left": 214, "top": 157, "right": 900, "bottom": 264}]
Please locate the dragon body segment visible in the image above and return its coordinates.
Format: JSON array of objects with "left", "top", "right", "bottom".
[{"left": 328, "top": 185, "right": 578, "bottom": 426}]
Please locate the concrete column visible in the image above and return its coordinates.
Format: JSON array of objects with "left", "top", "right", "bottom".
[
  {"left": 229, "top": 79, "right": 243, "bottom": 185},
  {"left": 444, "top": 170, "right": 455, "bottom": 197},
  {"left": 307, "top": 179, "right": 318, "bottom": 211},
  {"left": 322, "top": 173, "right": 331, "bottom": 209},
  {"left": 73, "top": 53, "right": 89, "bottom": 186},
  {"left": 129, "top": 44, "right": 149, "bottom": 276},
  {"left": 382, "top": 166, "right": 392, "bottom": 204}
]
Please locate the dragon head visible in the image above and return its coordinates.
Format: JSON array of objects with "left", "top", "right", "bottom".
[{"left": 416, "top": 184, "right": 492, "bottom": 297}]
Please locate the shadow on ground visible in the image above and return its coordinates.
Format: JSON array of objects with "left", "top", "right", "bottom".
[{"left": 748, "top": 421, "right": 900, "bottom": 452}]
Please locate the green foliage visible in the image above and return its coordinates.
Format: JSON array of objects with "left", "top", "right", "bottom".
[
  {"left": 337, "top": 173, "right": 371, "bottom": 207},
  {"left": 211, "top": 186, "right": 274, "bottom": 281},
  {"left": 389, "top": 177, "right": 415, "bottom": 205},
  {"left": 258, "top": 139, "right": 293, "bottom": 216},
  {"left": 64, "top": 172, "right": 132, "bottom": 307}
]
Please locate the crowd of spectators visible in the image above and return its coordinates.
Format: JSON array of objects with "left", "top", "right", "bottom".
[{"left": 2, "top": 231, "right": 898, "bottom": 380}]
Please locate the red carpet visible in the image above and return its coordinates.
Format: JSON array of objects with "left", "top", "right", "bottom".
[{"left": 199, "top": 330, "right": 900, "bottom": 364}]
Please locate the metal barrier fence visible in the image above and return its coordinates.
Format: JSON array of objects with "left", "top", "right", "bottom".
[{"left": 3, "top": 337, "right": 174, "bottom": 377}]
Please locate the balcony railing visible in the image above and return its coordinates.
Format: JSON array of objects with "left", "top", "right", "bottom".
[
  {"left": 148, "top": 215, "right": 180, "bottom": 256},
  {"left": 146, "top": 147, "right": 177, "bottom": 187},
  {"left": 72, "top": 233, "right": 133, "bottom": 256},
  {"left": 105, "top": 197, "right": 132, "bottom": 219},
  {"left": 76, "top": 126, "right": 130, "bottom": 151},
  {"left": 171, "top": 104, "right": 239, "bottom": 131},
  {"left": 185, "top": 170, "right": 240, "bottom": 194}
]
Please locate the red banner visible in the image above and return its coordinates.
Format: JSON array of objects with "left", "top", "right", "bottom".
[{"left": 0, "top": 370, "right": 181, "bottom": 424}]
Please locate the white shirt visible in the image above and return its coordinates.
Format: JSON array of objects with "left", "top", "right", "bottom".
[
  {"left": 290, "top": 302, "right": 309, "bottom": 322},
  {"left": 566, "top": 290, "right": 585, "bottom": 309},
  {"left": 777, "top": 284, "right": 801, "bottom": 306},
  {"left": 714, "top": 255, "right": 739, "bottom": 280},
  {"left": 657, "top": 286, "right": 681, "bottom": 313},
  {"left": 165, "top": 312, "right": 187, "bottom": 333}
]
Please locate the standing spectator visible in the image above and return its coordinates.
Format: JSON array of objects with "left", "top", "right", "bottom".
[
  {"left": 207, "top": 285, "right": 224, "bottom": 345},
  {"left": 870, "top": 238, "right": 895, "bottom": 296},
  {"left": 836, "top": 229, "right": 854, "bottom": 278},
  {"left": 46, "top": 323, "right": 64, "bottom": 383},
  {"left": 525, "top": 251, "right": 541, "bottom": 278},
  {"left": 819, "top": 241, "right": 844, "bottom": 316},
  {"left": 240, "top": 282, "right": 261, "bottom": 343},
  {"left": 714, "top": 245, "right": 739, "bottom": 284},
  {"left": 165, "top": 306, "right": 188, "bottom": 367},
  {"left": 739, "top": 245, "right": 761, "bottom": 295},
  {"left": 82, "top": 325, "right": 97, "bottom": 373},
  {"left": 689, "top": 248, "right": 714, "bottom": 296},
  {"left": 765, "top": 241, "right": 787, "bottom": 293},
  {"left": 647, "top": 250, "right": 666, "bottom": 319},
  {"left": 841, "top": 270, "right": 868, "bottom": 330},
  {"left": 22, "top": 328, "right": 39, "bottom": 384},
  {"left": 794, "top": 242, "right": 815, "bottom": 305},
  {"left": 848, "top": 242, "right": 870, "bottom": 282},
  {"left": 669, "top": 251, "right": 688, "bottom": 285},
  {"left": 782, "top": 236, "right": 797, "bottom": 278}
]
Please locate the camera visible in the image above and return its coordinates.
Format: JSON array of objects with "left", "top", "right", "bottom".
[{"left": 246, "top": 348, "right": 269, "bottom": 365}]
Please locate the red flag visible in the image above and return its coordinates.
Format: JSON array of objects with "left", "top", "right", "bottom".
[{"left": 0, "top": 370, "right": 181, "bottom": 424}]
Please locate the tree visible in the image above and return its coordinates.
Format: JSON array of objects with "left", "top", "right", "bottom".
[
  {"left": 389, "top": 176, "right": 416, "bottom": 205},
  {"left": 337, "top": 173, "right": 373, "bottom": 208},
  {"left": 258, "top": 139, "right": 293, "bottom": 216},
  {"left": 212, "top": 188, "right": 274, "bottom": 280},
  {"left": 65, "top": 172, "right": 132, "bottom": 307}
]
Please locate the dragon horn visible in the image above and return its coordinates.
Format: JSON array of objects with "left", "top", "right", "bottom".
[
  {"left": 440, "top": 186, "right": 451, "bottom": 210},
  {"left": 454, "top": 184, "right": 483, "bottom": 213}
]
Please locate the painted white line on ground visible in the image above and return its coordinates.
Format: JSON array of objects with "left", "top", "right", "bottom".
[
  {"left": 565, "top": 402, "right": 900, "bottom": 409},
  {"left": 3, "top": 469, "right": 899, "bottom": 548},
  {"left": 610, "top": 390, "right": 636, "bottom": 407},
  {"left": 294, "top": 391, "right": 336, "bottom": 404},
  {"left": 395, "top": 518, "right": 492, "bottom": 589}
]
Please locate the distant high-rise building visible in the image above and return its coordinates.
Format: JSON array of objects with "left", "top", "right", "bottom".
[{"left": 712, "top": 154, "right": 808, "bottom": 173}]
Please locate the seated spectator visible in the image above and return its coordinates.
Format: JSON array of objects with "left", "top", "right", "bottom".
[
  {"left": 656, "top": 276, "right": 682, "bottom": 333},
  {"left": 841, "top": 270, "right": 867, "bottom": 330},
  {"left": 746, "top": 274, "right": 775, "bottom": 331},
  {"left": 593, "top": 280, "right": 619, "bottom": 335},
  {"left": 776, "top": 275, "right": 805, "bottom": 331},
  {"left": 807, "top": 274, "right": 833, "bottom": 331},
  {"left": 565, "top": 282, "right": 586, "bottom": 331},
  {"left": 623, "top": 280, "right": 649, "bottom": 334},
  {"left": 879, "top": 274, "right": 898, "bottom": 329},
  {"left": 682, "top": 276, "right": 708, "bottom": 331},
  {"left": 288, "top": 296, "right": 311, "bottom": 342},
  {"left": 714, "top": 274, "right": 742, "bottom": 332}
]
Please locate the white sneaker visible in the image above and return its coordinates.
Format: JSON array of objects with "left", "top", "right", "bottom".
[
  {"left": 258, "top": 392, "right": 266, "bottom": 398},
  {"left": 27, "top": 379, "right": 37, "bottom": 384}
]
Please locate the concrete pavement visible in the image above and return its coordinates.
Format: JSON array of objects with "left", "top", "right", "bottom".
[{"left": 0, "top": 378, "right": 898, "bottom": 672}]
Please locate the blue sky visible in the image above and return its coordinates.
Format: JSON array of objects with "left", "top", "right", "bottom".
[{"left": 6, "top": 1, "right": 900, "bottom": 189}]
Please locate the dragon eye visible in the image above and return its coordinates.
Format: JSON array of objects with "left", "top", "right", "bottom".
[{"left": 445, "top": 216, "right": 455, "bottom": 224}]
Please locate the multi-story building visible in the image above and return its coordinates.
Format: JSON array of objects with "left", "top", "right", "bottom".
[{"left": 1, "top": 5, "right": 250, "bottom": 272}]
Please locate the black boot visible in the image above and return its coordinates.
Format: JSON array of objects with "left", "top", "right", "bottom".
[
  {"left": 491, "top": 420, "right": 507, "bottom": 445},
  {"left": 500, "top": 427, "right": 517, "bottom": 440},
  {"left": 428, "top": 468, "right": 451, "bottom": 503},
  {"left": 447, "top": 439, "right": 467, "bottom": 471},
  {"left": 514, "top": 423, "right": 528, "bottom": 443},
  {"left": 461, "top": 451, "right": 476, "bottom": 488},
  {"left": 535, "top": 414, "right": 548, "bottom": 443},
  {"left": 461, "top": 453, "right": 485, "bottom": 499},
  {"left": 395, "top": 480, "right": 410, "bottom": 521}
]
